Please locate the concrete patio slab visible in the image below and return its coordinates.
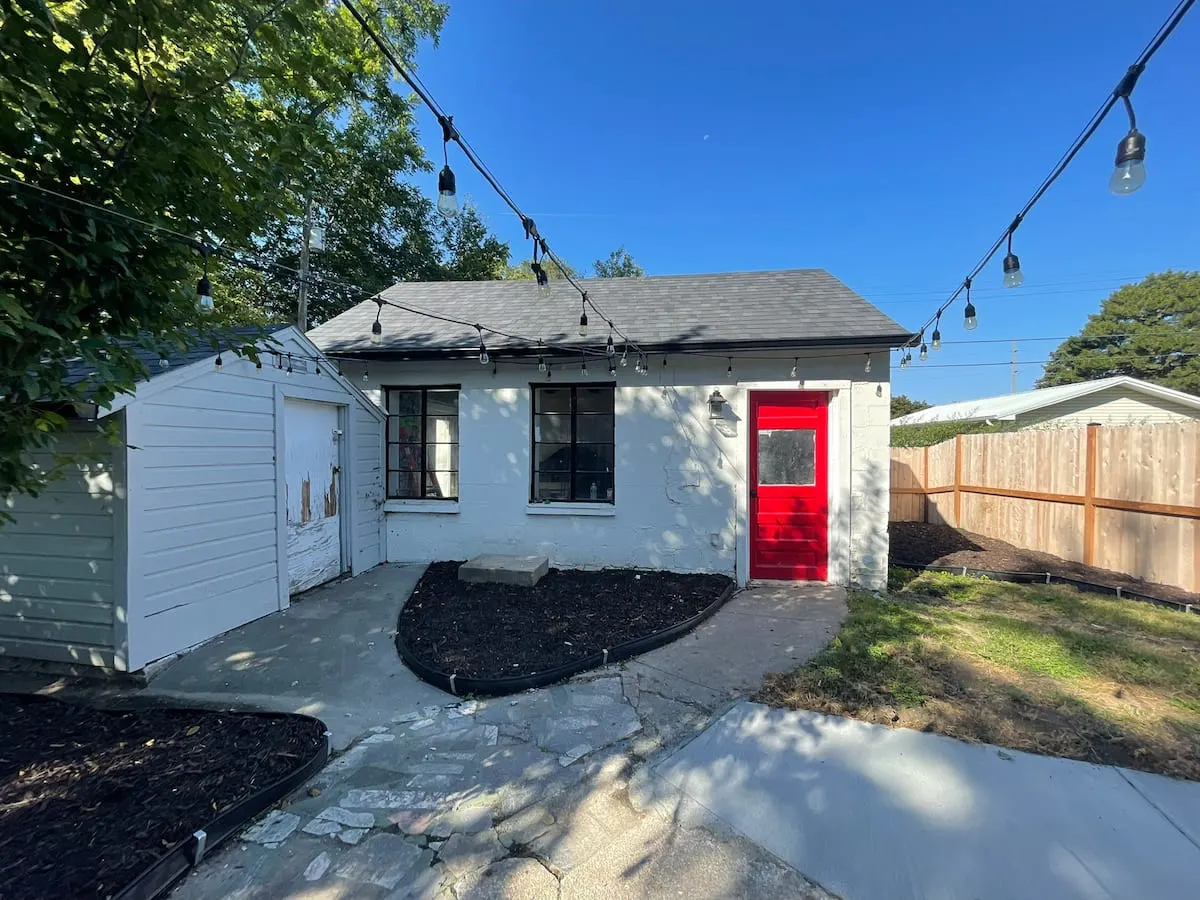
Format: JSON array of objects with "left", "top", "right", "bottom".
[
  {"left": 652, "top": 701, "right": 1200, "bottom": 900},
  {"left": 145, "top": 564, "right": 446, "bottom": 749}
]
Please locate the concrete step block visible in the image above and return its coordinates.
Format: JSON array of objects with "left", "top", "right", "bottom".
[{"left": 459, "top": 555, "right": 550, "bottom": 588}]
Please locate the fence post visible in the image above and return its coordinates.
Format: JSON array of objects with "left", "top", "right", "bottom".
[
  {"left": 1083, "top": 423, "right": 1099, "bottom": 566},
  {"left": 923, "top": 445, "right": 930, "bottom": 524},
  {"left": 953, "top": 433, "right": 963, "bottom": 528}
]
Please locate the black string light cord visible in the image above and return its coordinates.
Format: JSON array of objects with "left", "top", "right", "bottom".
[
  {"left": 336, "top": 0, "right": 643, "bottom": 360},
  {"left": 901, "top": 0, "right": 1195, "bottom": 355}
]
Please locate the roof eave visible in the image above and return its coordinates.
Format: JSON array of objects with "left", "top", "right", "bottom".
[{"left": 321, "top": 332, "right": 917, "bottom": 361}]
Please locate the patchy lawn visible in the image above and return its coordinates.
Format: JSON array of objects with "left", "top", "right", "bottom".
[{"left": 757, "top": 569, "right": 1200, "bottom": 781}]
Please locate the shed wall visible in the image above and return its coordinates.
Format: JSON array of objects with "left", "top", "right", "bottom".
[
  {"left": 1017, "top": 385, "right": 1200, "bottom": 428},
  {"left": 0, "top": 422, "right": 121, "bottom": 668}
]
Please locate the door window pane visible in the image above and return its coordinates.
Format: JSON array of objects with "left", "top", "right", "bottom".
[{"left": 758, "top": 429, "right": 816, "bottom": 486}]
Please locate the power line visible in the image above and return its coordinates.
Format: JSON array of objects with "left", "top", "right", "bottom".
[{"left": 901, "top": 0, "right": 1195, "bottom": 352}]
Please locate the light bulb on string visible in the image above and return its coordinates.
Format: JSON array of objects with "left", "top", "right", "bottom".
[
  {"left": 620, "top": 345, "right": 629, "bottom": 367},
  {"left": 609, "top": 362, "right": 616, "bottom": 377},
  {"left": 726, "top": 359, "right": 733, "bottom": 379},
  {"left": 158, "top": 356, "right": 170, "bottom": 370},
  {"left": 538, "top": 354, "right": 547, "bottom": 374},
  {"left": 790, "top": 358, "right": 798, "bottom": 379},
  {"left": 900, "top": 352, "right": 909, "bottom": 370},
  {"left": 606, "top": 330, "right": 615, "bottom": 357},
  {"left": 436, "top": 116, "right": 459, "bottom": 217},
  {"left": 476, "top": 326, "right": 489, "bottom": 364},
  {"left": 362, "top": 362, "right": 369, "bottom": 382},
  {"left": 963, "top": 278, "right": 978, "bottom": 331},
  {"left": 286, "top": 354, "right": 294, "bottom": 375},
  {"left": 1110, "top": 70, "right": 1147, "bottom": 195},
  {"left": 196, "top": 247, "right": 214, "bottom": 314},
  {"left": 931, "top": 315, "right": 942, "bottom": 351},
  {"left": 215, "top": 353, "right": 223, "bottom": 368},
  {"left": 370, "top": 319, "right": 382, "bottom": 345},
  {"left": 578, "top": 295, "right": 589, "bottom": 337},
  {"left": 1002, "top": 226, "right": 1024, "bottom": 288},
  {"left": 864, "top": 354, "right": 871, "bottom": 374},
  {"left": 581, "top": 355, "right": 588, "bottom": 377},
  {"left": 919, "top": 342, "right": 928, "bottom": 362}
]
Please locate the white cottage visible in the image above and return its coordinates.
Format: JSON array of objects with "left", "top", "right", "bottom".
[
  {"left": 0, "top": 326, "right": 384, "bottom": 673},
  {"left": 309, "top": 269, "right": 912, "bottom": 590}
]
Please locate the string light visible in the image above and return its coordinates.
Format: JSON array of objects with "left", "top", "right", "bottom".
[
  {"left": 963, "top": 278, "right": 978, "bottom": 331},
  {"left": 158, "top": 356, "right": 170, "bottom": 370},
  {"left": 196, "top": 247, "right": 213, "bottom": 314},
  {"left": 437, "top": 116, "right": 458, "bottom": 218},
  {"left": 286, "top": 353, "right": 294, "bottom": 375},
  {"left": 608, "top": 361, "right": 616, "bottom": 377},
  {"left": 931, "top": 315, "right": 942, "bottom": 351},
  {"left": 895, "top": 0, "right": 1192, "bottom": 356},
  {"left": 370, "top": 297, "right": 384, "bottom": 346},
  {"left": 215, "top": 352, "right": 223, "bottom": 368},
  {"left": 1002, "top": 226, "right": 1024, "bottom": 288},
  {"left": 362, "top": 362, "right": 369, "bottom": 381},
  {"left": 726, "top": 358, "right": 733, "bottom": 379},
  {"left": 606, "top": 328, "right": 615, "bottom": 357},
  {"left": 790, "top": 358, "right": 798, "bottom": 378},
  {"left": 581, "top": 354, "right": 588, "bottom": 377},
  {"left": 476, "top": 325, "right": 489, "bottom": 364},
  {"left": 1110, "top": 65, "right": 1147, "bottom": 195},
  {"left": 919, "top": 340, "right": 928, "bottom": 362},
  {"left": 578, "top": 296, "right": 588, "bottom": 337},
  {"left": 900, "top": 351, "right": 910, "bottom": 370},
  {"left": 864, "top": 354, "right": 872, "bottom": 374},
  {"left": 620, "top": 345, "right": 629, "bottom": 367}
]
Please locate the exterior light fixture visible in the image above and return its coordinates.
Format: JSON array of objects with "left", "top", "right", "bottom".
[
  {"left": 708, "top": 389, "right": 726, "bottom": 420},
  {"left": 1110, "top": 66, "right": 1147, "bottom": 196}
]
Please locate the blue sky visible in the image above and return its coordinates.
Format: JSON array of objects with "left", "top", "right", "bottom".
[{"left": 410, "top": 0, "right": 1200, "bottom": 404}]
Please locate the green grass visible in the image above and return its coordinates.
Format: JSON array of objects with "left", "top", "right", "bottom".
[{"left": 758, "top": 569, "right": 1200, "bottom": 781}]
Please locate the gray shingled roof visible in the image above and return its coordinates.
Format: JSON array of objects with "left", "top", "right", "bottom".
[
  {"left": 307, "top": 269, "right": 913, "bottom": 357},
  {"left": 63, "top": 324, "right": 290, "bottom": 389}
]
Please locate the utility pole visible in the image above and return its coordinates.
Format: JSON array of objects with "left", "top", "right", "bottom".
[
  {"left": 1011, "top": 340, "right": 1018, "bottom": 394},
  {"left": 296, "top": 197, "right": 314, "bottom": 332}
]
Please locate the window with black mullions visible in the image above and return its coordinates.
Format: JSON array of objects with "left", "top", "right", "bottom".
[
  {"left": 532, "top": 385, "right": 615, "bottom": 503},
  {"left": 385, "top": 387, "right": 459, "bottom": 499}
]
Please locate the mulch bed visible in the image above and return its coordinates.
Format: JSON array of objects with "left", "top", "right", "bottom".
[
  {"left": 889, "top": 521, "right": 1200, "bottom": 606},
  {"left": 0, "top": 694, "right": 325, "bottom": 900},
  {"left": 398, "top": 562, "right": 733, "bottom": 679}
]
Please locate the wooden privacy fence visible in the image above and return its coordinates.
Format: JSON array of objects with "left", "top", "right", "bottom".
[{"left": 890, "top": 423, "right": 1200, "bottom": 593}]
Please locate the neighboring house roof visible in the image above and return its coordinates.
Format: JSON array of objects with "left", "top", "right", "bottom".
[
  {"left": 891, "top": 376, "right": 1200, "bottom": 425},
  {"left": 307, "top": 269, "right": 914, "bottom": 358},
  {"left": 63, "top": 325, "right": 290, "bottom": 390}
]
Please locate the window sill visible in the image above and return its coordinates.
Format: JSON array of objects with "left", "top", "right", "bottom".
[
  {"left": 385, "top": 499, "right": 459, "bottom": 514},
  {"left": 526, "top": 503, "right": 616, "bottom": 517}
]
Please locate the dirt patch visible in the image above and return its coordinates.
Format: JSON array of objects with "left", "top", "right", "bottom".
[
  {"left": 889, "top": 521, "right": 1200, "bottom": 606},
  {"left": 0, "top": 694, "right": 325, "bottom": 900},
  {"left": 398, "top": 562, "right": 733, "bottom": 679},
  {"left": 757, "top": 577, "right": 1200, "bottom": 781}
]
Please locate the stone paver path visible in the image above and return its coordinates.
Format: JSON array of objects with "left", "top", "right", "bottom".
[{"left": 166, "top": 580, "right": 846, "bottom": 899}]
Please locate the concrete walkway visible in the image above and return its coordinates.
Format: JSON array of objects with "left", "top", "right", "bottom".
[
  {"left": 135, "top": 569, "right": 849, "bottom": 898},
  {"left": 645, "top": 702, "right": 1200, "bottom": 900}
]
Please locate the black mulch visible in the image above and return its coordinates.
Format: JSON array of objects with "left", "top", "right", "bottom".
[
  {"left": 0, "top": 694, "right": 325, "bottom": 900},
  {"left": 889, "top": 521, "right": 1200, "bottom": 606},
  {"left": 398, "top": 562, "right": 734, "bottom": 679}
]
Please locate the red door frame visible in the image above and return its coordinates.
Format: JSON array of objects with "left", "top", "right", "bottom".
[{"left": 748, "top": 391, "right": 829, "bottom": 581}]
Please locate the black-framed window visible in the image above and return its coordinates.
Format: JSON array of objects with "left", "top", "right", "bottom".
[
  {"left": 531, "top": 384, "right": 615, "bottom": 503},
  {"left": 385, "top": 387, "right": 459, "bottom": 499}
]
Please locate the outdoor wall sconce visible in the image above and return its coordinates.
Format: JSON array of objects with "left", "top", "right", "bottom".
[{"left": 708, "top": 389, "right": 727, "bottom": 420}]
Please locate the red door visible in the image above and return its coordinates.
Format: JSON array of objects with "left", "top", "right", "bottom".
[{"left": 749, "top": 392, "right": 828, "bottom": 581}]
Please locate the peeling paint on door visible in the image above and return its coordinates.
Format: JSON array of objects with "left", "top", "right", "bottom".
[{"left": 284, "top": 399, "right": 342, "bottom": 593}]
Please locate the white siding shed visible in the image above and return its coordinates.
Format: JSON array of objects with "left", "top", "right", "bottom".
[{"left": 0, "top": 326, "right": 384, "bottom": 673}]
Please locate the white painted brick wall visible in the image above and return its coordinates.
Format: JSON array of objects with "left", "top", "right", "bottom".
[{"left": 361, "top": 350, "right": 891, "bottom": 587}]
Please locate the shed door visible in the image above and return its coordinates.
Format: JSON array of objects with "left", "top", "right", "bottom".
[
  {"left": 284, "top": 399, "right": 343, "bottom": 594},
  {"left": 749, "top": 392, "right": 828, "bottom": 581}
]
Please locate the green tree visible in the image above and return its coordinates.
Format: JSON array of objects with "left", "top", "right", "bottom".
[
  {"left": 1037, "top": 271, "right": 1200, "bottom": 393},
  {"left": 890, "top": 394, "right": 931, "bottom": 419},
  {"left": 592, "top": 246, "right": 644, "bottom": 278},
  {"left": 0, "top": 0, "right": 453, "bottom": 499}
]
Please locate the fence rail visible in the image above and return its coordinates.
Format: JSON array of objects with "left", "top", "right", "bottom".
[{"left": 890, "top": 423, "right": 1200, "bottom": 592}]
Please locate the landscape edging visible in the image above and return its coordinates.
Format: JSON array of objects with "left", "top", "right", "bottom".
[
  {"left": 113, "top": 712, "right": 330, "bottom": 900},
  {"left": 893, "top": 560, "right": 1198, "bottom": 615},
  {"left": 396, "top": 580, "right": 737, "bottom": 696}
]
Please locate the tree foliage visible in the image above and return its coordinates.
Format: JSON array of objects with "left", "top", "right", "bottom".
[
  {"left": 890, "top": 394, "right": 931, "bottom": 420},
  {"left": 891, "top": 421, "right": 1007, "bottom": 449},
  {"left": 499, "top": 256, "right": 577, "bottom": 282},
  {"left": 1038, "top": 271, "right": 1200, "bottom": 394},
  {"left": 592, "top": 246, "right": 643, "bottom": 278},
  {"left": 0, "top": 0, "right": 516, "bottom": 499}
]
